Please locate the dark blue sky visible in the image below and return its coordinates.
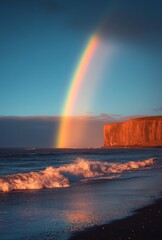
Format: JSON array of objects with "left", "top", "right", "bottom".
[
  {"left": 0, "top": 0, "right": 162, "bottom": 147},
  {"left": 1, "top": 0, "right": 162, "bottom": 117}
]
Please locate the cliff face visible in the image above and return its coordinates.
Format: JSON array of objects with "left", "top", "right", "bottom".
[{"left": 104, "top": 116, "right": 162, "bottom": 148}]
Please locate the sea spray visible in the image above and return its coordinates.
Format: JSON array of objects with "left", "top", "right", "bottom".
[{"left": 0, "top": 158, "right": 156, "bottom": 192}]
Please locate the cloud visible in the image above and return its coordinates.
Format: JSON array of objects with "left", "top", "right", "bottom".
[
  {"left": 101, "top": 6, "right": 162, "bottom": 44},
  {"left": 54, "top": 0, "right": 162, "bottom": 45},
  {"left": 42, "top": 0, "right": 64, "bottom": 13},
  {"left": 0, "top": 116, "right": 59, "bottom": 148},
  {"left": 153, "top": 106, "right": 162, "bottom": 112},
  {"left": 3, "top": 0, "right": 162, "bottom": 45},
  {"left": 0, "top": 114, "right": 146, "bottom": 148}
]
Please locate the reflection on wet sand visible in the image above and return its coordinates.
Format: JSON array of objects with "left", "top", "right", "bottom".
[{"left": 64, "top": 186, "right": 97, "bottom": 229}]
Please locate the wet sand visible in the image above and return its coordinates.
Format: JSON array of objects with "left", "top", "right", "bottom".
[{"left": 70, "top": 197, "right": 162, "bottom": 240}]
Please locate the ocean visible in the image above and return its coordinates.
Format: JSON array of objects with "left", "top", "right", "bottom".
[{"left": 0, "top": 148, "right": 162, "bottom": 240}]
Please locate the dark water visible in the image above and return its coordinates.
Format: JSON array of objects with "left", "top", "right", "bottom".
[{"left": 0, "top": 148, "right": 162, "bottom": 240}]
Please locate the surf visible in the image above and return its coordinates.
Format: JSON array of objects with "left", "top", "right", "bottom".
[{"left": 0, "top": 157, "right": 156, "bottom": 192}]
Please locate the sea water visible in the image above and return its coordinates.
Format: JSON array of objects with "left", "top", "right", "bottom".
[{"left": 0, "top": 148, "right": 162, "bottom": 240}]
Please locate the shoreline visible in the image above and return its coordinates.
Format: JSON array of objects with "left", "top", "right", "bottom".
[{"left": 69, "top": 196, "right": 162, "bottom": 240}]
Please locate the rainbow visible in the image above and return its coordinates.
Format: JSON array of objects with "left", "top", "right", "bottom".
[{"left": 56, "top": 34, "right": 100, "bottom": 148}]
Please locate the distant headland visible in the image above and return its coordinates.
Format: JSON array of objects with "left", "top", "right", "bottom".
[{"left": 104, "top": 116, "right": 162, "bottom": 148}]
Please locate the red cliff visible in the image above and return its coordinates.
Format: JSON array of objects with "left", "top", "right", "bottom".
[{"left": 104, "top": 116, "right": 162, "bottom": 148}]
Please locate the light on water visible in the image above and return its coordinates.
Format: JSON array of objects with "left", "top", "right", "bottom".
[{"left": 0, "top": 148, "right": 162, "bottom": 240}]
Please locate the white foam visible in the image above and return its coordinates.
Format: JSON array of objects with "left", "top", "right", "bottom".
[{"left": 0, "top": 158, "right": 155, "bottom": 192}]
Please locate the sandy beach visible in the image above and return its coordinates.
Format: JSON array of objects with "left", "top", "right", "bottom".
[{"left": 70, "top": 196, "right": 162, "bottom": 240}]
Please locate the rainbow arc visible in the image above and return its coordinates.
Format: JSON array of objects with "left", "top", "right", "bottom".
[{"left": 56, "top": 35, "right": 100, "bottom": 148}]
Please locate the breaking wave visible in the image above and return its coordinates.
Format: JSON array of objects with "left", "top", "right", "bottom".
[{"left": 0, "top": 158, "right": 156, "bottom": 192}]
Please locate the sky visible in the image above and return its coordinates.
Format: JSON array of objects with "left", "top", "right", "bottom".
[{"left": 0, "top": 0, "right": 162, "bottom": 147}]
